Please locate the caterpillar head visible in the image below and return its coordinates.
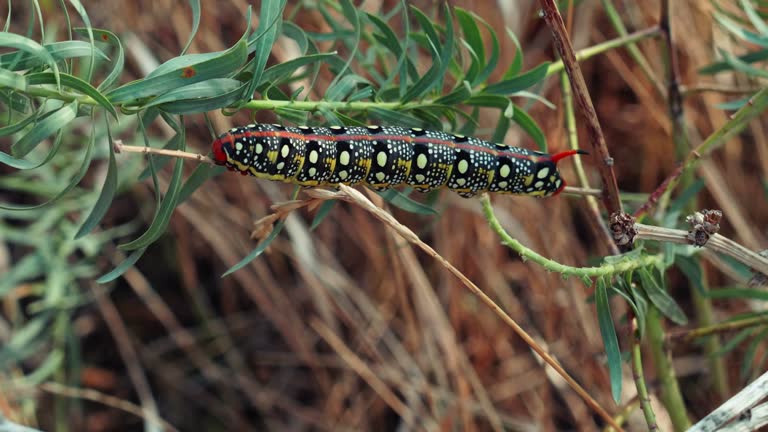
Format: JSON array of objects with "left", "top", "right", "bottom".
[
  {"left": 212, "top": 132, "right": 240, "bottom": 172},
  {"left": 535, "top": 149, "right": 587, "bottom": 197}
]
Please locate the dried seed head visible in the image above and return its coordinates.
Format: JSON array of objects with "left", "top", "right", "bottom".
[
  {"left": 686, "top": 209, "right": 723, "bottom": 247},
  {"left": 610, "top": 212, "right": 637, "bottom": 247}
]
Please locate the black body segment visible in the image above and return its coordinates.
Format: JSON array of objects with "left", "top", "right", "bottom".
[{"left": 212, "top": 123, "right": 572, "bottom": 197}]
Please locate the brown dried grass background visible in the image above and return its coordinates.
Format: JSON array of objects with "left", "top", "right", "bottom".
[{"left": 3, "top": 0, "right": 768, "bottom": 431}]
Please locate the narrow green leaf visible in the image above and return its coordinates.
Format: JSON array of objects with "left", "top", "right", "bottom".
[
  {"left": 714, "top": 12, "right": 768, "bottom": 46},
  {"left": 11, "top": 101, "right": 78, "bottom": 158},
  {"left": 246, "top": 0, "right": 286, "bottom": 96},
  {"left": 282, "top": 22, "right": 309, "bottom": 54},
  {"left": 455, "top": 8, "right": 483, "bottom": 84},
  {"left": 639, "top": 268, "right": 688, "bottom": 325},
  {"left": 181, "top": 0, "right": 201, "bottom": 55},
  {"left": 473, "top": 12, "right": 501, "bottom": 85},
  {"left": 716, "top": 96, "right": 753, "bottom": 110},
  {"left": 484, "top": 62, "right": 551, "bottom": 95},
  {"left": 74, "top": 126, "right": 117, "bottom": 239},
  {"left": 596, "top": 278, "right": 623, "bottom": 403},
  {"left": 325, "top": 74, "right": 371, "bottom": 101},
  {"left": 0, "top": 314, "right": 52, "bottom": 368},
  {"left": 378, "top": 189, "right": 438, "bottom": 215},
  {"left": 511, "top": 104, "right": 547, "bottom": 152},
  {"left": 146, "top": 78, "right": 247, "bottom": 114},
  {"left": 97, "top": 247, "right": 147, "bottom": 283},
  {"left": 310, "top": 200, "right": 337, "bottom": 230},
  {"left": 2, "top": 38, "right": 91, "bottom": 69},
  {"left": 323, "top": 0, "right": 360, "bottom": 97},
  {"left": 2, "top": 118, "right": 95, "bottom": 211},
  {"left": 26, "top": 72, "right": 117, "bottom": 118},
  {"left": 73, "top": 28, "right": 125, "bottom": 91},
  {"left": 0, "top": 67, "right": 26, "bottom": 91},
  {"left": 741, "top": 327, "right": 768, "bottom": 380},
  {"left": 712, "top": 327, "right": 753, "bottom": 357},
  {"left": 66, "top": 0, "right": 95, "bottom": 81},
  {"left": 0, "top": 32, "right": 60, "bottom": 89},
  {"left": 433, "top": 81, "right": 472, "bottom": 105},
  {"left": 260, "top": 53, "right": 337, "bottom": 84},
  {"left": 610, "top": 279, "right": 645, "bottom": 339},
  {"left": 504, "top": 28, "right": 524, "bottom": 78},
  {"left": 223, "top": 219, "right": 286, "bottom": 276},
  {"left": 706, "top": 287, "right": 768, "bottom": 301},
  {"left": 719, "top": 48, "right": 768, "bottom": 79},
  {"left": 178, "top": 163, "right": 225, "bottom": 204},
  {"left": 369, "top": 107, "right": 424, "bottom": 128},
  {"left": 106, "top": 39, "right": 248, "bottom": 104},
  {"left": 700, "top": 48, "right": 768, "bottom": 74},
  {"left": 119, "top": 144, "right": 186, "bottom": 250}
]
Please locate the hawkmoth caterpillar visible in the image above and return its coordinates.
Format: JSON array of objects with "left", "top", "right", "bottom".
[{"left": 212, "top": 123, "right": 584, "bottom": 198}]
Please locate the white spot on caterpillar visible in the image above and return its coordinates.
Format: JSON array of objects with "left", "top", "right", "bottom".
[
  {"left": 500, "top": 164, "right": 511, "bottom": 178},
  {"left": 308, "top": 167, "right": 317, "bottom": 177},
  {"left": 276, "top": 162, "right": 285, "bottom": 170},
  {"left": 235, "top": 142, "right": 243, "bottom": 152},
  {"left": 339, "top": 170, "right": 349, "bottom": 180},
  {"left": 415, "top": 174, "right": 426, "bottom": 183},
  {"left": 555, "top": 179, "right": 562, "bottom": 188},
  {"left": 457, "top": 159, "right": 469, "bottom": 174},
  {"left": 498, "top": 181, "right": 508, "bottom": 188},
  {"left": 376, "top": 152, "right": 387, "bottom": 167},
  {"left": 535, "top": 181, "right": 544, "bottom": 188},
  {"left": 340, "top": 151, "right": 351, "bottom": 166},
  {"left": 281, "top": 145, "right": 290, "bottom": 158},
  {"left": 375, "top": 172, "right": 386, "bottom": 182},
  {"left": 537, "top": 167, "right": 550, "bottom": 179},
  {"left": 456, "top": 178, "right": 466, "bottom": 186},
  {"left": 416, "top": 154, "right": 428, "bottom": 169},
  {"left": 309, "top": 150, "right": 319, "bottom": 164},
  {"left": 255, "top": 143, "right": 263, "bottom": 154}
]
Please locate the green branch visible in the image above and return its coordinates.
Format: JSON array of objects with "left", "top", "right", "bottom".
[{"left": 480, "top": 195, "right": 663, "bottom": 277}]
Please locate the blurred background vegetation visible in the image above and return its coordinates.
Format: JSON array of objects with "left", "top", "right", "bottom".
[{"left": 1, "top": 0, "right": 768, "bottom": 431}]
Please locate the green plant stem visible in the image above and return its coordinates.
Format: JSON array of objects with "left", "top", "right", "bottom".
[
  {"left": 538, "top": 0, "right": 624, "bottom": 216},
  {"left": 599, "top": 0, "right": 665, "bottom": 97},
  {"left": 545, "top": 26, "right": 661, "bottom": 77},
  {"left": 631, "top": 318, "right": 658, "bottom": 431},
  {"left": 480, "top": 195, "right": 662, "bottom": 277},
  {"left": 21, "top": 27, "right": 661, "bottom": 115},
  {"left": 658, "top": 0, "right": 728, "bottom": 399},
  {"left": 646, "top": 306, "right": 691, "bottom": 431},
  {"left": 679, "top": 314, "right": 768, "bottom": 341},
  {"left": 559, "top": 70, "right": 619, "bottom": 254}
]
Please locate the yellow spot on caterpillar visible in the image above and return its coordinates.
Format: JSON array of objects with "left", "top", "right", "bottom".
[
  {"left": 281, "top": 145, "right": 290, "bottom": 158},
  {"left": 537, "top": 167, "right": 550, "bottom": 179},
  {"left": 523, "top": 174, "right": 534, "bottom": 186},
  {"left": 376, "top": 151, "right": 387, "bottom": 167},
  {"left": 500, "top": 164, "right": 511, "bottom": 178},
  {"left": 416, "top": 153, "right": 428, "bottom": 169},
  {"left": 375, "top": 172, "right": 386, "bottom": 182},
  {"left": 255, "top": 143, "right": 263, "bottom": 154},
  {"left": 457, "top": 159, "right": 469, "bottom": 174},
  {"left": 415, "top": 174, "right": 426, "bottom": 183},
  {"left": 308, "top": 167, "right": 317, "bottom": 177},
  {"left": 267, "top": 150, "right": 278, "bottom": 163},
  {"left": 339, "top": 170, "right": 349, "bottom": 180},
  {"left": 339, "top": 151, "right": 351, "bottom": 165},
  {"left": 309, "top": 150, "right": 319, "bottom": 164}
]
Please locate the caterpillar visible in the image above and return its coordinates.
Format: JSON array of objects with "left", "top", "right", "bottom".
[{"left": 211, "top": 123, "right": 585, "bottom": 198}]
